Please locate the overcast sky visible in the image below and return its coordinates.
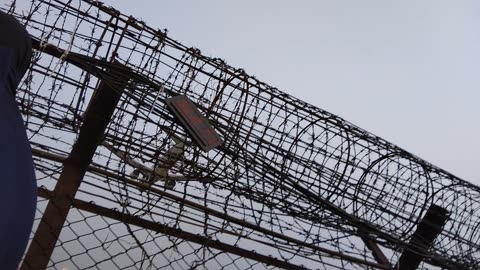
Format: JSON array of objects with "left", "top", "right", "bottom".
[{"left": 102, "top": 0, "right": 480, "bottom": 184}]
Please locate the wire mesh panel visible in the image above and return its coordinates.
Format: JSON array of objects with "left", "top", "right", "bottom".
[{"left": 3, "top": 0, "right": 480, "bottom": 269}]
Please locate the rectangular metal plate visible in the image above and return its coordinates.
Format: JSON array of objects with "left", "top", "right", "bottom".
[{"left": 166, "top": 95, "right": 223, "bottom": 152}]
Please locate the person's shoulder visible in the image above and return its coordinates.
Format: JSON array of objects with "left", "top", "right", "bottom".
[
  {"left": 0, "top": 10, "right": 32, "bottom": 95},
  {"left": 0, "top": 10, "right": 30, "bottom": 39}
]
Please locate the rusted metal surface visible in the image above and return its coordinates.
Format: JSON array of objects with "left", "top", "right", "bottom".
[
  {"left": 166, "top": 95, "right": 223, "bottom": 152},
  {"left": 359, "top": 230, "right": 391, "bottom": 268},
  {"left": 21, "top": 67, "right": 127, "bottom": 270}
]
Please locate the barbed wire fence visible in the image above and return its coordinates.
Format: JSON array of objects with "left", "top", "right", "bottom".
[{"left": 3, "top": 0, "right": 480, "bottom": 269}]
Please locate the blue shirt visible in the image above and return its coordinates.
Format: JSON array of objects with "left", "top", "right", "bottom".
[{"left": 0, "top": 11, "right": 36, "bottom": 270}]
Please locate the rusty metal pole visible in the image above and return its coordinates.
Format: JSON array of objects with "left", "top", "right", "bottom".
[
  {"left": 21, "top": 68, "right": 128, "bottom": 270},
  {"left": 359, "top": 232, "right": 391, "bottom": 268}
]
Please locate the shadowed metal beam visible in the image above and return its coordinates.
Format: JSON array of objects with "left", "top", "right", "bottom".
[
  {"left": 395, "top": 204, "right": 449, "bottom": 270},
  {"left": 21, "top": 65, "right": 128, "bottom": 270}
]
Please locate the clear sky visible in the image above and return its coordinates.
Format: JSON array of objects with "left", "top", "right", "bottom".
[{"left": 102, "top": 0, "right": 480, "bottom": 184}]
